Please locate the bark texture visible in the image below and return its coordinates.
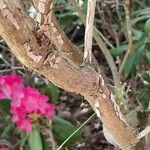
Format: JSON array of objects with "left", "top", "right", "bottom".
[{"left": 0, "top": 0, "right": 139, "bottom": 149}]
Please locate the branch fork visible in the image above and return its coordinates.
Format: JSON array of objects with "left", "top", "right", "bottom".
[{"left": 0, "top": 0, "right": 149, "bottom": 149}]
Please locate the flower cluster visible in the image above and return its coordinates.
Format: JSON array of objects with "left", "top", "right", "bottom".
[
  {"left": 0, "top": 147, "right": 10, "bottom": 150},
  {"left": 0, "top": 74, "right": 55, "bottom": 132}
]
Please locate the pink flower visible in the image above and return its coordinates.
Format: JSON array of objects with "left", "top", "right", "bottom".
[
  {"left": 11, "top": 106, "right": 26, "bottom": 123},
  {"left": 0, "top": 74, "right": 24, "bottom": 106},
  {"left": 41, "top": 103, "right": 55, "bottom": 118},
  {"left": 17, "top": 118, "right": 32, "bottom": 133},
  {"left": 11, "top": 85, "right": 55, "bottom": 133},
  {"left": 0, "top": 89, "right": 6, "bottom": 99},
  {"left": 21, "top": 87, "right": 55, "bottom": 117},
  {"left": 22, "top": 87, "right": 41, "bottom": 113},
  {"left": 0, "top": 76, "right": 11, "bottom": 99},
  {"left": 0, "top": 148, "right": 10, "bottom": 150},
  {"left": 0, "top": 73, "right": 55, "bottom": 133}
]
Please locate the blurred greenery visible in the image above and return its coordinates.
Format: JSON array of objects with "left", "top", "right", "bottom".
[
  {"left": 0, "top": 99, "right": 11, "bottom": 114},
  {"left": 41, "top": 84, "right": 59, "bottom": 104},
  {"left": 137, "top": 71, "right": 150, "bottom": 109},
  {"left": 52, "top": 116, "right": 81, "bottom": 148},
  {"left": 28, "top": 129, "right": 43, "bottom": 150}
]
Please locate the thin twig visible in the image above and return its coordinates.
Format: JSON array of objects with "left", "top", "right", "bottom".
[
  {"left": 84, "top": 0, "right": 96, "bottom": 64},
  {"left": 0, "top": 54, "right": 10, "bottom": 66},
  {"left": 91, "top": 3, "right": 115, "bottom": 49},
  {"left": 0, "top": 139, "right": 13, "bottom": 149},
  {"left": 11, "top": 53, "right": 15, "bottom": 73},
  {"left": 115, "top": 0, "right": 122, "bottom": 22},
  {"left": 41, "top": 119, "right": 58, "bottom": 150},
  {"left": 93, "top": 27, "right": 120, "bottom": 87},
  {"left": 0, "top": 67, "right": 24, "bottom": 73},
  {"left": 69, "top": 0, "right": 120, "bottom": 87},
  {"left": 119, "top": 0, "right": 133, "bottom": 76},
  {"left": 138, "top": 126, "right": 150, "bottom": 140}
]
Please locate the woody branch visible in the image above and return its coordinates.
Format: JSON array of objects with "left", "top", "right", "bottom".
[{"left": 0, "top": 0, "right": 145, "bottom": 149}]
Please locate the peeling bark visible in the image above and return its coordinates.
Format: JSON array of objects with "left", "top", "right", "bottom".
[{"left": 0, "top": 0, "right": 139, "bottom": 149}]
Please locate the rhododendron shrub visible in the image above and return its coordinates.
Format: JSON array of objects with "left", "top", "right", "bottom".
[{"left": 0, "top": 74, "right": 55, "bottom": 132}]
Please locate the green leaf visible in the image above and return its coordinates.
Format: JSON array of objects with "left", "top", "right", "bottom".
[
  {"left": 1, "top": 124, "right": 13, "bottom": 138},
  {"left": 142, "top": 71, "right": 150, "bottom": 84},
  {"left": 28, "top": 129, "right": 43, "bottom": 150},
  {"left": 41, "top": 135, "right": 50, "bottom": 150},
  {"left": 110, "top": 44, "right": 128, "bottom": 56},
  {"left": 111, "top": 35, "right": 146, "bottom": 57},
  {"left": 137, "top": 89, "right": 150, "bottom": 109},
  {"left": 65, "top": 4, "right": 75, "bottom": 11},
  {"left": 145, "top": 50, "right": 150, "bottom": 64},
  {"left": 59, "top": 15, "right": 76, "bottom": 29},
  {"left": 0, "top": 99, "right": 10, "bottom": 114},
  {"left": 52, "top": 116, "right": 81, "bottom": 147},
  {"left": 144, "top": 19, "right": 150, "bottom": 33},
  {"left": 124, "top": 46, "right": 144, "bottom": 77},
  {"left": 132, "top": 28, "right": 144, "bottom": 40},
  {"left": 134, "top": 7, "right": 150, "bottom": 16},
  {"left": 56, "top": 0, "right": 66, "bottom": 5},
  {"left": 20, "top": 133, "right": 29, "bottom": 150},
  {"left": 137, "top": 71, "right": 150, "bottom": 109},
  {"left": 82, "top": 0, "right": 88, "bottom": 14},
  {"left": 132, "top": 15, "right": 150, "bottom": 25},
  {"left": 124, "top": 55, "right": 136, "bottom": 77},
  {"left": 42, "top": 84, "right": 59, "bottom": 103}
]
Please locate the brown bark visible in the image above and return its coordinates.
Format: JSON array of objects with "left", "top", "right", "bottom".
[{"left": 0, "top": 0, "right": 139, "bottom": 149}]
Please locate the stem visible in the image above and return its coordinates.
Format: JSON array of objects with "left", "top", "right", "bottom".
[
  {"left": 138, "top": 126, "right": 150, "bottom": 140},
  {"left": 0, "top": 139, "right": 13, "bottom": 149},
  {"left": 40, "top": 118, "right": 58, "bottom": 150},
  {"left": 119, "top": 0, "right": 133, "bottom": 76},
  {"left": 69, "top": 0, "right": 120, "bottom": 87},
  {"left": 84, "top": 0, "right": 96, "bottom": 64},
  {"left": 57, "top": 113, "right": 96, "bottom": 150}
]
